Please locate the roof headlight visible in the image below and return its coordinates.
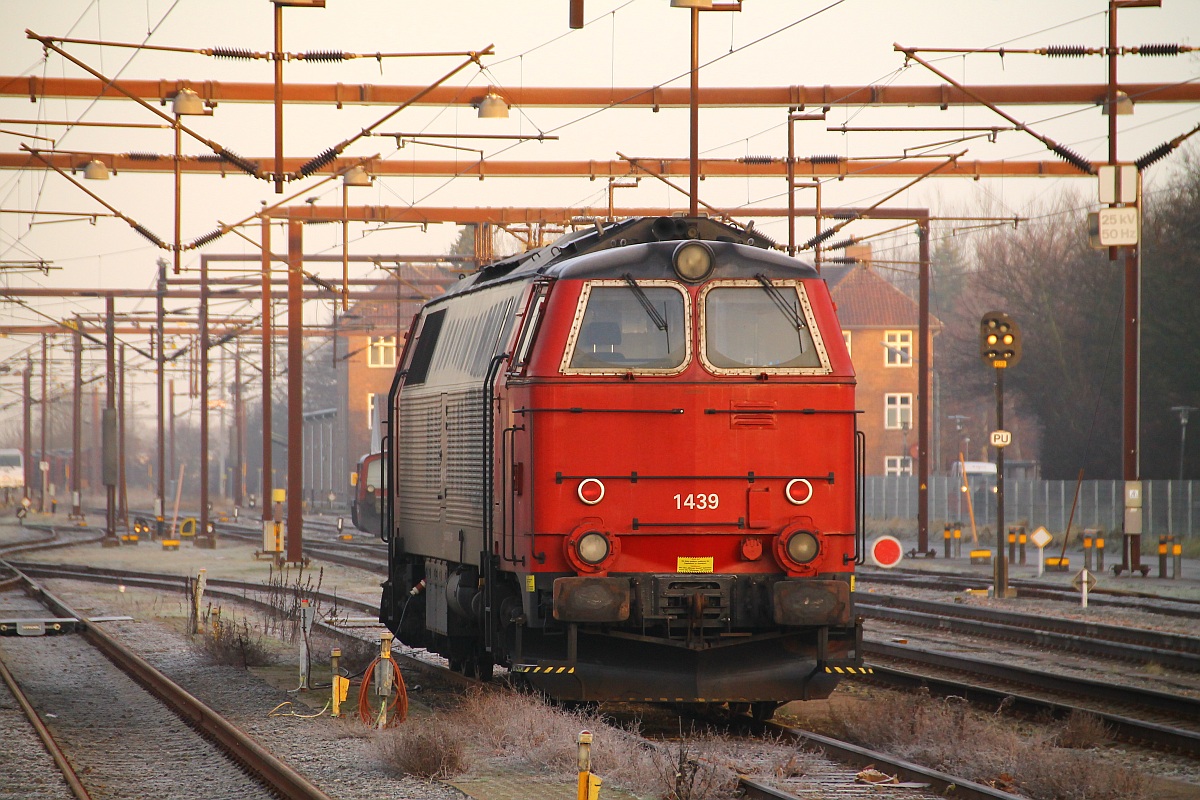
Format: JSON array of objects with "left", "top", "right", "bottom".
[{"left": 673, "top": 241, "right": 714, "bottom": 282}]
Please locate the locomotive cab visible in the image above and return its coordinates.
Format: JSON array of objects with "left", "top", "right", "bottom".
[{"left": 380, "top": 216, "right": 867, "bottom": 711}]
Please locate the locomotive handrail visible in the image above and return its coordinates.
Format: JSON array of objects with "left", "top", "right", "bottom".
[
  {"left": 554, "top": 470, "right": 836, "bottom": 483},
  {"left": 515, "top": 406, "right": 684, "bottom": 414},
  {"left": 703, "top": 408, "right": 862, "bottom": 415},
  {"left": 379, "top": 367, "right": 408, "bottom": 546},
  {"left": 632, "top": 518, "right": 747, "bottom": 529},
  {"left": 499, "top": 424, "right": 526, "bottom": 566},
  {"left": 482, "top": 352, "right": 510, "bottom": 657},
  {"left": 854, "top": 429, "right": 866, "bottom": 564}
]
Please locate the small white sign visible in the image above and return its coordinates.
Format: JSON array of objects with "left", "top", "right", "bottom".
[
  {"left": 1097, "top": 207, "right": 1139, "bottom": 246},
  {"left": 1030, "top": 526, "right": 1052, "bottom": 549},
  {"left": 1098, "top": 164, "right": 1137, "bottom": 204},
  {"left": 989, "top": 430, "right": 1011, "bottom": 448}
]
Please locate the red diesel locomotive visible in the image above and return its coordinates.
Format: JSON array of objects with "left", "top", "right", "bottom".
[{"left": 379, "top": 216, "right": 866, "bottom": 717}]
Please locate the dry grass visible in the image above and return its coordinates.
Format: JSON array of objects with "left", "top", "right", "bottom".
[
  {"left": 828, "top": 689, "right": 1148, "bottom": 800},
  {"left": 377, "top": 715, "right": 468, "bottom": 780},
  {"left": 197, "top": 608, "right": 275, "bottom": 668},
  {"left": 1055, "top": 710, "right": 1111, "bottom": 749},
  {"left": 382, "top": 688, "right": 819, "bottom": 800}
]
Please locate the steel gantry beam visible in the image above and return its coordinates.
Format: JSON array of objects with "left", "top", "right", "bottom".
[
  {"left": 4, "top": 76, "right": 1200, "bottom": 108},
  {"left": 0, "top": 151, "right": 1096, "bottom": 179}
]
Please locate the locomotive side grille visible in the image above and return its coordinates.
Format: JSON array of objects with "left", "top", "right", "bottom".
[
  {"left": 398, "top": 395, "right": 444, "bottom": 524},
  {"left": 445, "top": 388, "right": 484, "bottom": 520}
]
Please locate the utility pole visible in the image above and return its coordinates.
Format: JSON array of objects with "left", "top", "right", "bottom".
[
  {"left": 233, "top": 336, "right": 244, "bottom": 507},
  {"left": 118, "top": 343, "right": 128, "bottom": 530},
  {"left": 261, "top": 215, "right": 275, "bottom": 545},
  {"left": 71, "top": 316, "right": 82, "bottom": 520},
  {"left": 1110, "top": 0, "right": 1160, "bottom": 577},
  {"left": 286, "top": 219, "right": 304, "bottom": 563},
  {"left": 156, "top": 256, "right": 167, "bottom": 539},
  {"left": 39, "top": 333, "right": 47, "bottom": 511},
  {"left": 916, "top": 222, "right": 931, "bottom": 555},
  {"left": 22, "top": 358, "right": 32, "bottom": 505},
  {"left": 197, "top": 240, "right": 214, "bottom": 548},
  {"left": 103, "top": 296, "right": 118, "bottom": 545}
]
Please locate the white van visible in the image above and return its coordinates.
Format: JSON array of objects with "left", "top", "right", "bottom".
[{"left": 952, "top": 461, "right": 997, "bottom": 492}]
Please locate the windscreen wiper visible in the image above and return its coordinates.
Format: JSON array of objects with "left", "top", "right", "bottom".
[
  {"left": 755, "top": 273, "right": 805, "bottom": 352},
  {"left": 623, "top": 273, "right": 668, "bottom": 331}
]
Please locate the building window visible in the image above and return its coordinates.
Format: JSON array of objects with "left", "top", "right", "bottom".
[
  {"left": 885, "top": 393, "right": 912, "bottom": 429},
  {"left": 842, "top": 330, "right": 852, "bottom": 358},
  {"left": 885, "top": 456, "right": 912, "bottom": 475},
  {"left": 884, "top": 330, "right": 912, "bottom": 367},
  {"left": 366, "top": 392, "right": 376, "bottom": 430},
  {"left": 367, "top": 336, "right": 397, "bottom": 368}
]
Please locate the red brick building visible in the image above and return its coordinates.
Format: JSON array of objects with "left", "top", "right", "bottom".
[
  {"left": 338, "top": 264, "right": 460, "bottom": 482},
  {"left": 824, "top": 250, "right": 940, "bottom": 476}
]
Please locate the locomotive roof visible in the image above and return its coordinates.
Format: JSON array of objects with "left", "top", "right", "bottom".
[{"left": 438, "top": 216, "right": 819, "bottom": 300}]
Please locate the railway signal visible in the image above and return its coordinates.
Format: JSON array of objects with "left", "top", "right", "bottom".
[
  {"left": 979, "top": 312, "right": 1021, "bottom": 369},
  {"left": 981, "top": 311, "right": 1021, "bottom": 599}
]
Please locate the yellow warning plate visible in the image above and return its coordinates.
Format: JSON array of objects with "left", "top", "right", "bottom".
[{"left": 677, "top": 557, "right": 714, "bottom": 573}]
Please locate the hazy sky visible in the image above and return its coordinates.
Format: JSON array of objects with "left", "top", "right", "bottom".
[{"left": 0, "top": 0, "right": 1197, "bottom": 420}]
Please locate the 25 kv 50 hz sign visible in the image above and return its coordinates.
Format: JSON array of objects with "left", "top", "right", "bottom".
[{"left": 1093, "top": 207, "right": 1139, "bottom": 246}]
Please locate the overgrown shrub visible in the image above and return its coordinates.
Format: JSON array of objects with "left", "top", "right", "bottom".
[
  {"left": 377, "top": 716, "right": 468, "bottom": 779},
  {"left": 199, "top": 612, "right": 274, "bottom": 668}
]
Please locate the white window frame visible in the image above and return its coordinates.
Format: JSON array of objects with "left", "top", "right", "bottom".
[
  {"left": 366, "top": 335, "right": 397, "bottom": 368},
  {"left": 885, "top": 456, "right": 912, "bottom": 476},
  {"left": 885, "top": 393, "right": 913, "bottom": 430},
  {"left": 884, "top": 330, "right": 913, "bottom": 367},
  {"left": 842, "top": 330, "right": 852, "bottom": 358},
  {"left": 366, "top": 392, "right": 376, "bottom": 429}
]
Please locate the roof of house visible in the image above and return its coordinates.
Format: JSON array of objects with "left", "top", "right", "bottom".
[
  {"left": 346, "top": 263, "right": 461, "bottom": 335},
  {"left": 824, "top": 263, "right": 941, "bottom": 330}
]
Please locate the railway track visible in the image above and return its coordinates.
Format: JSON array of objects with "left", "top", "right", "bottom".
[
  {"left": 857, "top": 593, "right": 1200, "bottom": 669},
  {"left": 0, "top": 559, "right": 335, "bottom": 800},
  {"left": 859, "top": 567, "right": 1200, "bottom": 618},
  {"left": 10, "top": 559, "right": 1031, "bottom": 800},
  {"left": 861, "top": 637, "right": 1200, "bottom": 756},
  {"left": 10, "top": 524, "right": 1195, "bottom": 796}
]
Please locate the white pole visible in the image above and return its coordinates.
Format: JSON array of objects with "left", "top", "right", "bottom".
[
  {"left": 1081, "top": 569, "right": 1089, "bottom": 609},
  {"left": 1037, "top": 546, "right": 1045, "bottom": 577}
]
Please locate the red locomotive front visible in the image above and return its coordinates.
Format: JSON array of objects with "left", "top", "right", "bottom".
[{"left": 381, "top": 217, "right": 865, "bottom": 716}]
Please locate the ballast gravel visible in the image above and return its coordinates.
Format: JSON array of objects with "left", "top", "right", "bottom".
[{"left": 19, "top": 579, "right": 469, "bottom": 800}]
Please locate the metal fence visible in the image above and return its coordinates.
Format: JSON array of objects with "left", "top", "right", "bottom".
[{"left": 866, "top": 477, "right": 1198, "bottom": 537}]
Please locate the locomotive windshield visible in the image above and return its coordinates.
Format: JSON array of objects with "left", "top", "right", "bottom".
[
  {"left": 701, "top": 281, "right": 828, "bottom": 372},
  {"left": 564, "top": 281, "right": 689, "bottom": 371}
]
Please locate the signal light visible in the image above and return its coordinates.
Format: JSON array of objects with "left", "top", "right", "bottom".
[{"left": 979, "top": 311, "right": 1021, "bottom": 369}]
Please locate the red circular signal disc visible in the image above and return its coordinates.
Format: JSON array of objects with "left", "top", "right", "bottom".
[
  {"left": 577, "top": 478, "right": 605, "bottom": 505},
  {"left": 869, "top": 535, "right": 904, "bottom": 569}
]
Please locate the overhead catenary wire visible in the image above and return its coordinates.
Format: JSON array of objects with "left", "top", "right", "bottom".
[
  {"left": 895, "top": 44, "right": 1096, "bottom": 175},
  {"left": 36, "top": 34, "right": 494, "bottom": 64}
]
